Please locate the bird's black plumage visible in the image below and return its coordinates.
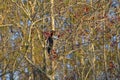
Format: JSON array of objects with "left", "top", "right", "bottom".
[{"left": 47, "top": 31, "right": 54, "bottom": 54}]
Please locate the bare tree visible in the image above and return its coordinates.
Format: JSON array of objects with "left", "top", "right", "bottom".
[{"left": 0, "top": 0, "right": 120, "bottom": 80}]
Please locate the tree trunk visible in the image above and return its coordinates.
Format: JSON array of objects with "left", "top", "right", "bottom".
[{"left": 51, "top": 0, "right": 55, "bottom": 31}]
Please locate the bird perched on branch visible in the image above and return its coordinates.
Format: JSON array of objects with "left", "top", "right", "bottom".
[{"left": 46, "top": 30, "right": 54, "bottom": 54}]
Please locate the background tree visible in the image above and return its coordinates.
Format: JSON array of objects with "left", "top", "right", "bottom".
[{"left": 0, "top": 0, "right": 120, "bottom": 80}]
